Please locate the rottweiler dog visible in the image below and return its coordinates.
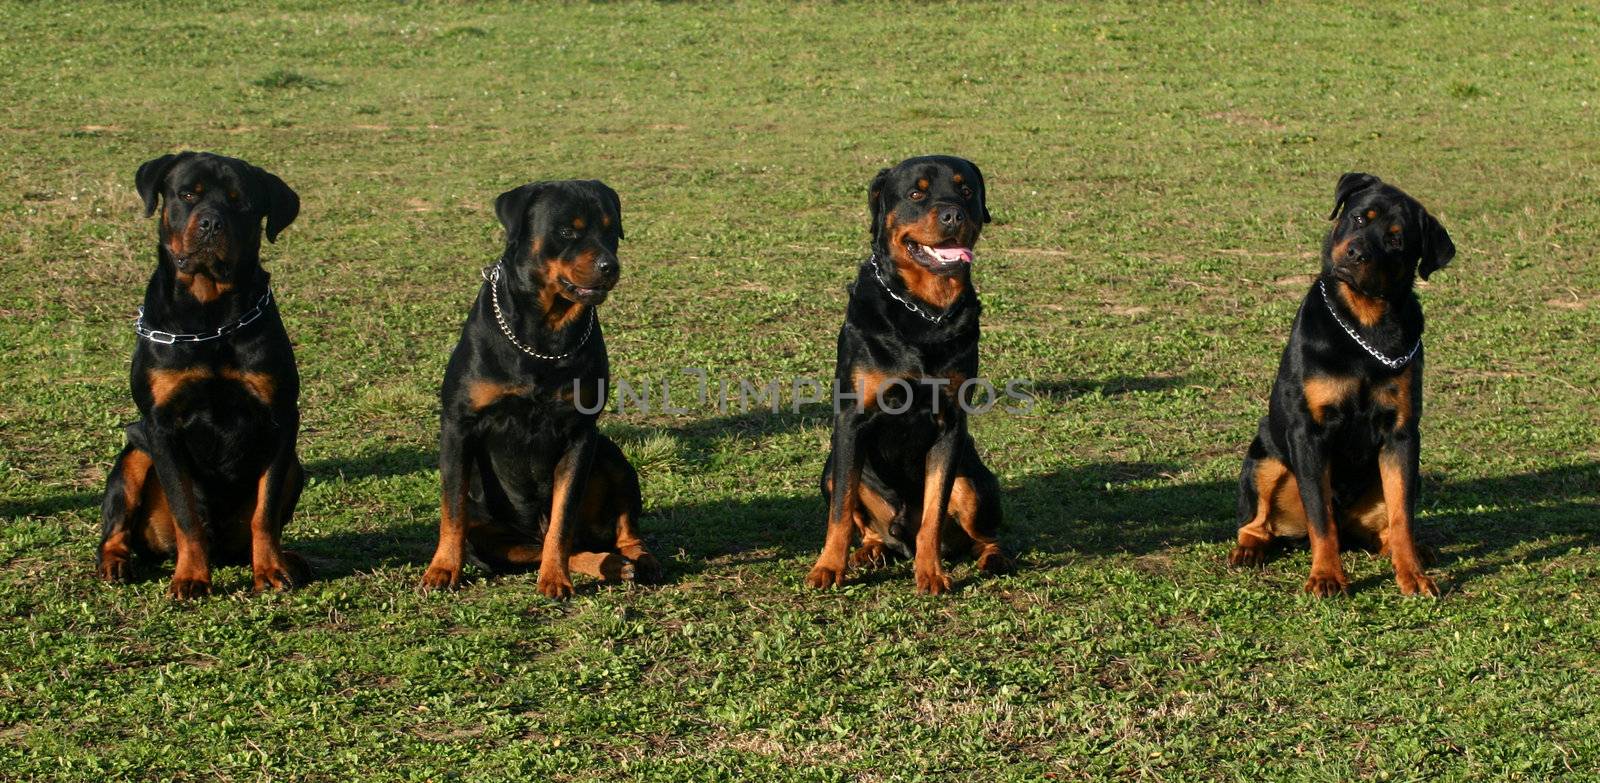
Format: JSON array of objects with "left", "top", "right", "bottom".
[
  {"left": 98, "top": 152, "right": 305, "bottom": 599},
  {"left": 806, "top": 155, "right": 1010, "bottom": 595},
  {"left": 1230, "top": 172, "right": 1456, "bottom": 597},
  {"left": 419, "top": 180, "right": 658, "bottom": 599}
]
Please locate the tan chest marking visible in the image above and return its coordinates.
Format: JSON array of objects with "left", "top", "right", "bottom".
[
  {"left": 469, "top": 380, "right": 532, "bottom": 412},
  {"left": 1302, "top": 375, "right": 1360, "bottom": 424}
]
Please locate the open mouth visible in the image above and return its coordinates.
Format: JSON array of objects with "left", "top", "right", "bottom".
[
  {"left": 561, "top": 277, "right": 612, "bottom": 302},
  {"left": 905, "top": 238, "right": 974, "bottom": 272}
]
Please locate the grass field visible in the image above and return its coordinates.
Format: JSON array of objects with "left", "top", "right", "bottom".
[{"left": 2, "top": 2, "right": 1598, "bottom": 780}]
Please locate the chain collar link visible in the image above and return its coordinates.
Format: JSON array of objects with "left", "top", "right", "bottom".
[
  {"left": 482, "top": 261, "right": 595, "bottom": 361},
  {"left": 1318, "top": 279, "right": 1421, "bottom": 370},
  {"left": 869, "top": 254, "right": 957, "bottom": 324},
  {"left": 134, "top": 288, "right": 274, "bottom": 345}
]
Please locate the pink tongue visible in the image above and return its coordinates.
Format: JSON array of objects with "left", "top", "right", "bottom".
[{"left": 926, "top": 245, "right": 973, "bottom": 264}]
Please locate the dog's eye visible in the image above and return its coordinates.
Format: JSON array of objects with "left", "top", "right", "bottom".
[
  {"left": 960, "top": 186, "right": 973, "bottom": 199},
  {"left": 179, "top": 191, "right": 197, "bottom": 204},
  {"left": 909, "top": 190, "right": 925, "bottom": 201},
  {"left": 558, "top": 227, "right": 578, "bottom": 240},
  {"left": 1351, "top": 213, "right": 1366, "bottom": 226}
]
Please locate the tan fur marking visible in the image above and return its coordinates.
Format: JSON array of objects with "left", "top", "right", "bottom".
[
  {"left": 808, "top": 461, "right": 860, "bottom": 587},
  {"left": 536, "top": 449, "right": 584, "bottom": 597},
  {"left": 1378, "top": 451, "right": 1432, "bottom": 594},
  {"left": 887, "top": 211, "right": 966, "bottom": 310},
  {"left": 1342, "top": 484, "right": 1388, "bottom": 548},
  {"left": 539, "top": 250, "right": 596, "bottom": 331},
  {"left": 914, "top": 457, "right": 953, "bottom": 594},
  {"left": 855, "top": 481, "right": 897, "bottom": 528},
  {"left": 1336, "top": 280, "right": 1387, "bottom": 328},
  {"left": 1365, "top": 209, "right": 1377, "bottom": 220},
  {"left": 950, "top": 476, "right": 1001, "bottom": 565},
  {"left": 851, "top": 368, "right": 893, "bottom": 410},
  {"left": 247, "top": 466, "right": 291, "bottom": 590},
  {"left": 167, "top": 473, "right": 212, "bottom": 593},
  {"left": 149, "top": 367, "right": 213, "bottom": 407},
  {"left": 221, "top": 369, "right": 275, "bottom": 405},
  {"left": 951, "top": 174, "right": 963, "bottom": 184},
  {"left": 468, "top": 380, "right": 529, "bottom": 412},
  {"left": 1303, "top": 375, "right": 1360, "bottom": 425},
  {"left": 176, "top": 272, "right": 231, "bottom": 305},
  {"left": 1372, "top": 365, "right": 1415, "bottom": 429},
  {"left": 1304, "top": 466, "right": 1347, "bottom": 591},
  {"left": 572, "top": 217, "right": 586, "bottom": 230},
  {"left": 1238, "top": 458, "right": 1286, "bottom": 545},
  {"left": 916, "top": 178, "right": 929, "bottom": 191}
]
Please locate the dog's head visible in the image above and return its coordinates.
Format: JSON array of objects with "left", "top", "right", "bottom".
[
  {"left": 1323, "top": 172, "right": 1454, "bottom": 298},
  {"left": 136, "top": 152, "right": 298, "bottom": 284},
  {"left": 868, "top": 155, "right": 990, "bottom": 279},
  {"left": 495, "top": 180, "right": 623, "bottom": 308}
]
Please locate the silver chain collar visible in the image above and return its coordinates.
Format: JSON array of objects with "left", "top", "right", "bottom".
[
  {"left": 134, "top": 288, "right": 274, "bottom": 345},
  {"left": 482, "top": 262, "right": 596, "bottom": 361},
  {"left": 1318, "top": 279, "right": 1421, "bottom": 370},
  {"left": 869, "top": 254, "right": 955, "bottom": 324}
]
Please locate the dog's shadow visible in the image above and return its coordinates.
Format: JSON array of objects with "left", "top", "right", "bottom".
[{"left": 10, "top": 418, "right": 1595, "bottom": 594}]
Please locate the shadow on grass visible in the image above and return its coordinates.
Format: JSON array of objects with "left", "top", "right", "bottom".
[
  {"left": 630, "top": 460, "right": 1600, "bottom": 591},
  {"left": 9, "top": 439, "right": 1593, "bottom": 594}
]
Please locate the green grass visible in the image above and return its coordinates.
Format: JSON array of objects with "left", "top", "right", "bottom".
[{"left": 2, "top": 1, "right": 1598, "bottom": 780}]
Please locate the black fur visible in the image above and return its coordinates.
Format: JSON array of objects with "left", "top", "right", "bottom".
[
  {"left": 420, "top": 180, "right": 656, "bottom": 598},
  {"left": 98, "top": 152, "right": 305, "bottom": 598}
]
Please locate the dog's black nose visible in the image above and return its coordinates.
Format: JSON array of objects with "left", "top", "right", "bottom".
[
  {"left": 1345, "top": 241, "right": 1365, "bottom": 261},
  {"left": 595, "top": 256, "right": 618, "bottom": 276},
  {"left": 938, "top": 204, "right": 966, "bottom": 228},
  {"left": 196, "top": 214, "right": 219, "bottom": 234}
]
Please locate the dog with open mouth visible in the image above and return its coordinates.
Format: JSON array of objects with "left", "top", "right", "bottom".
[
  {"left": 420, "top": 180, "right": 659, "bottom": 598},
  {"left": 806, "top": 155, "right": 1011, "bottom": 595}
]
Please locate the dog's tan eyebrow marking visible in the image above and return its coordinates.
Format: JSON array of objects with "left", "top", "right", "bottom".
[
  {"left": 1366, "top": 209, "right": 1377, "bottom": 219},
  {"left": 916, "top": 178, "right": 929, "bottom": 190},
  {"left": 1388, "top": 223, "right": 1401, "bottom": 234},
  {"left": 601, "top": 215, "right": 612, "bottom": 227},
  {"left": 572, "top": 217, "right": 586, "bottom": 230},
  {"left": 952, "top": 174, "right": 964, "bottom": 184}
]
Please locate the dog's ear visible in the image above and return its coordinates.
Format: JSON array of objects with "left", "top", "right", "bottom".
[
  {"left": 1329, "top": 172, "right": 1382, "bottom": 220},
  {"left": 1416, "top": 205, "right": 1455, "bottom": 281},
  {"left": 867, "top": 167, "right": 892, "bottom": 243},
  {"left": 590, "top": 180, "right": 623, "bottom": 240},
  {"left": 965, "top": 160, "right": 992, "bottom": 224},
  {"left": 495, "top": 182, "right": 548, "bottom": 253},
  {"left": 134, "top": 153, "right": 186, "bottom": 217},
  {"left": 251, "top": 166, "right": 299, "bottom": 243}
]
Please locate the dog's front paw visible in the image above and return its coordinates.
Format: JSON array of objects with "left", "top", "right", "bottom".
[
  {"left": 252, "top": 552, "right": 309, "bottom": 593},
  {"left": 628, "top": 552, "right": 663, "bottom": 584},
  {"left": 914, "top": 565, "right": 953, "bottom": 596},
  {"left": 98, "top": 554, "right": 133, "bottom": 583},
  {"left": 805, "top": 564, "right": 846, "bottom": 589},
  {"left": 1304, "top": 569, "right": 1350, "bottom": 598},
  {"left": 168, "top": 576, "right": 213, "bottom": 600},
  {"left": 849, "top": 541, "right": 891, "bottom": 571},
  {"left": 537, "top": 572, "right": 575, "bottom": 600},
  {"left": 1229, "top": 543, "right": 1268, "bottom": 567},
  {"left": 419, "top": 564, "right": 462, "bottom": 592},
  {"left": 1396, "top": 569, "right": 1439, "bottom": 598},
  {"left": 975, "top": 547, "right": 1013, "bottom": 575}
]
